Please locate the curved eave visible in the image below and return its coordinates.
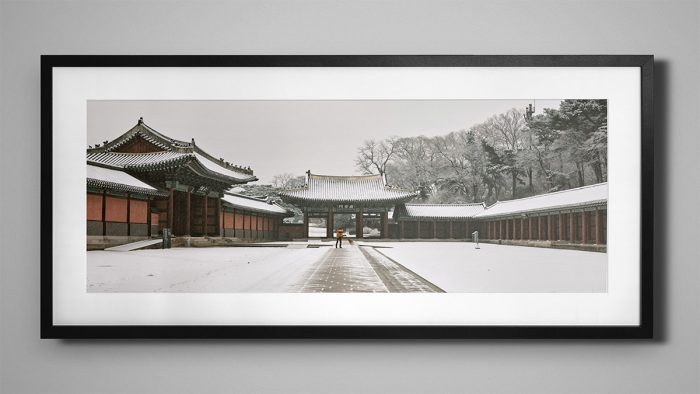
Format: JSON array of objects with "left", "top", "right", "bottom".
[
  {"left": 472, "top": 199, "right": 607, "bottom": 220},
  {"left": 122, "top": 155, "right": 257, "bottom": 184},
  {"left": 279, "top": 193, "right": 417, "bottom": 206},
  {"left": 221, "top": 200, "right": 293, "bottom": 217},
  {"left": 86, "top": 178, "right": 166, "bottom": 197},
  {"left": 186, "top": 160, "right": 258, "bottom": 184}
]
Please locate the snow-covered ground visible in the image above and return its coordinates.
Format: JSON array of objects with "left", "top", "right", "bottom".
[
  {"left": 87, "top": 242, "right": 607, "bottom": 293},
  {"left": 375, "top": 242, "right": 607, "bottom": 292},
  {"left": 88, "top": 246, "right": 328, "bottom": 292}
]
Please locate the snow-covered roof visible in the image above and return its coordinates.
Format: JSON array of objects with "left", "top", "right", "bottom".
[
  {"left": 86, "top": 119, "right": 257, "bottom": 183},
  {"left": 86, "top": 151, "right": 256, "bottom": 183},
  {"left": 192, "top": 153, "right": 253, "bottom": 181},
  {"left": 280, "top": 172, "right": 417, "bottom": 205},
  {"left": 86, "top": 164, "right": 163, "bottom": 195},
  {"left": 221, "top": 193, "right": 291, "bottom": 216},
  {"left": 397, "top": 203, "right": 486, "bottom": 219},
  {"left": 473, "top": 183, "right": 608, "bottom": 219}
]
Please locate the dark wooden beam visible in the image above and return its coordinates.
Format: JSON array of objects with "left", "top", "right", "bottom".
[
  {"left": 101, "top": 190, "right": 106, "bottom": 236},
  {"left": 202, "top": 195, "right": 208, "bottom": 237},
  {"left": 185, "top": 189, "right": 191, "bottom": 236},
  {"left": 126, "top": 193, "right": 131, "bottom": 237}
]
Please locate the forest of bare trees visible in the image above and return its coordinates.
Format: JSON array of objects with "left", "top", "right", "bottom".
[{"left": 355, "top": 99, "right": 608, "bottom": 205}]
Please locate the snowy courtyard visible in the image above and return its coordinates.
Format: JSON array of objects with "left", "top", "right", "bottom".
[
  {"left": 375, "top": 242, "right": 607, "bottom": 292},
  {"left": 87, "top": 242, "right": 607, "bottom": 293}
]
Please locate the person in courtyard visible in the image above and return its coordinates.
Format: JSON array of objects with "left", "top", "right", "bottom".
[{"left": 335, "top": 227, "right": 345, "bottom": 248}]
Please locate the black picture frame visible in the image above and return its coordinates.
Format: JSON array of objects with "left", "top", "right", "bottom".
[{"left": 41, "top": 55, "right": 654, "bottom": 339}]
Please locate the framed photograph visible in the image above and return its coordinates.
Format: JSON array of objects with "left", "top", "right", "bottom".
[{"left": 41, "top": 55, "right": 653, "bottom": 339}]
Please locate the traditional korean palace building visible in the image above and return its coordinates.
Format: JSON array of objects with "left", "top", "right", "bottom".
[
  {"left": 472, "top": 183, "right": 608, "bottom": 250},
  {"left": 85, "top": 119, "right": 607, "bottom": 252},
  {"left": 279, "top": 171, "right": 417, "bottom": 238},
  {"left": 392, "top": 203, "right": 486, "bottom": 239},
  {"left": 86, "top": 118, "right": 291, "bottom": 249}
]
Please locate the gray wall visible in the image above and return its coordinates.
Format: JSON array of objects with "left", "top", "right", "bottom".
[{"left": 1, "top": 1, "right": 698, "bottom": 393}]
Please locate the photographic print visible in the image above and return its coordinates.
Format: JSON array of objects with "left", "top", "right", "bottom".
[
  {"left": 42, "top": 56, "right": 653, "bottom": 338},
  {"left": 85, "top": 99, "right": 608, "bottom": 294}
]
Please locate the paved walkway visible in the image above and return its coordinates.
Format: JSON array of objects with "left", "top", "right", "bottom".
[{"left": 298, "top": 242, "right": 443, "bottom": 293}]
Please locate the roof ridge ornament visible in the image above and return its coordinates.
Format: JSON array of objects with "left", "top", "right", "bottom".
[{"left": 138, "top": 116, "right": 143, "bottom": 125}]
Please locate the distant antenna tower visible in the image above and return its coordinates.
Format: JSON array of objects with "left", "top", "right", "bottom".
[{"left": 524, "top": 102, "right": 536, "bottom": 121}]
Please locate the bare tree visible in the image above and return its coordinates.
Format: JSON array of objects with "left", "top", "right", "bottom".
[
  {"left": 271, "top": 173, "right": 305, "bottom": 188},
  {"left": 355, "top": 137, "right": 399, "bottom": 176}
]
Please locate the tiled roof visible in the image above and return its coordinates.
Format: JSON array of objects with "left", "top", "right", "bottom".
[
  {"left": 279, "top": 173, "right": 418, "bottom": 204},
  {"left": 86, "top": 164, "right": 164, "bottom": 196},
  {"left": 86, "top": 119, "right": 256, "bottom": 182},
  {"left": 192, "top": 153, "right": 254, "bottom": 181},
  {"left": 473, "top": 183, "right": 608, "bottom": 219},
  {"left": 397, "top": 203, "right": 486, "bottom": 219},
  {"left": 86, "top": 151, "right": 256, "bottom": 182},
  {"left": 221, "top": 193, "right": 292, "bottom": 216},
  {"left": 87, "top": 151, "right": 188, "bottom": 168}
]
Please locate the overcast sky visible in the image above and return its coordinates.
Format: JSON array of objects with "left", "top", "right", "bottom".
[{"left": 87, "top": 99, "right": 563, "bottom": 183}]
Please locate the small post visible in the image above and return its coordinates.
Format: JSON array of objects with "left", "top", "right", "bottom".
[{"left": 472, "top": 230, "right": 480, "bottom": 249}]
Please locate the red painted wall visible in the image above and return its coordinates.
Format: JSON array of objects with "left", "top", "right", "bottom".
[
  {"left": 129, "top": 199, "right": 148, "bottom": 224},
  {"left": 86, "top": 193, "right": 102, "bottom": 221},
  {"left": 235, "top": 212, "right": 244, "bottom": 229},
  {"left": 104, "top": 196, "right": 128, "bottom": 222},
  {"left": 224, "top": 212, "right": 234, "bottom": 228}
]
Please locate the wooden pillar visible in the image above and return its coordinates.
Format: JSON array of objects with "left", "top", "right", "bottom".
[
  {"left": 202, "top": 195, "right": 208, "bottom": 236},
  {"left": 512, "top": 218, "right": 517, "bottom": 240},
  {"left": 449, "top": 221, "right": 454, "bottom": 239},
  {"left": 327, "top": 207, "right": 334, "bottom": 238},
  {"left": 520, "top": 218, "right": 524, "bottom": 240},
  {"left": 101, "top": 190, "right": 107, "bottom": 236},
  {"left": 505, "top": 219, "right": 509, "bottom": 240},
  {"left": 399, "top": 220, "right": 404, "bottom": 239},
  {"left": 303, "top": 209, "right": 309, "bottom": 238},
  {"left": 547, "top": 214, "right": 552, "bottom": 241},
  {"left": 595, "top": 207, "right": 602, "bottom": 245},
  {"left": 255, "top": 214, "right": 259, "bottom": 240},
  {"left": 558, "top": 212, "right": 564, "bottom": 241},
  {"left": 528, "top": 217, "right": 533, "bottom": 240},
  {"left": 126, "top": 193, "right": 131, "bottom": 237},
  {"left": 569, "top": 212, "right": 575, "bottom": 243},
  {"left": 382, "top": 211, "right": 389, "bottom": 238},
  {"left": 582, "top": 211, "right": 588, "bottom": 244},
  {"left": 357, "top": 207, "right": 364, "bottom": 238},
  {"left": 417, "top": 219, "right": 422, "bottom": 239},
  {"left": 433, "top": 220, "right": 437, "bottom": 238},
  {"left": 216, "top": 198, "right": 221, "bottom": 237},
  {"left": 167, "top": 189, "right": 174, "bottom": 231},
  {"left": 499, "top": 220, "right": 503, "bottom": 240},
  {"left": 537, "top": 216, "right": 542, "bottom": 240},
  {"left": 185, "top": 189, "right": 191, "bottom": 236}
]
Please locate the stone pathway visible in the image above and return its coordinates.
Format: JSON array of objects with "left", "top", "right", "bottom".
[
  {"left": 359, "top": 246, "right": 444, "bottom": 293},
  {"left": 299, "top": 243, "right": 388, "bottom": 292},
  {"left": 298, "top": 242, "right": 443, "bottom": 293}
]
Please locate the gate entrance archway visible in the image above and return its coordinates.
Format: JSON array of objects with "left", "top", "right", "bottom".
[{"left": 280, "top": 172, "right": 417, "bottom": 239}]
